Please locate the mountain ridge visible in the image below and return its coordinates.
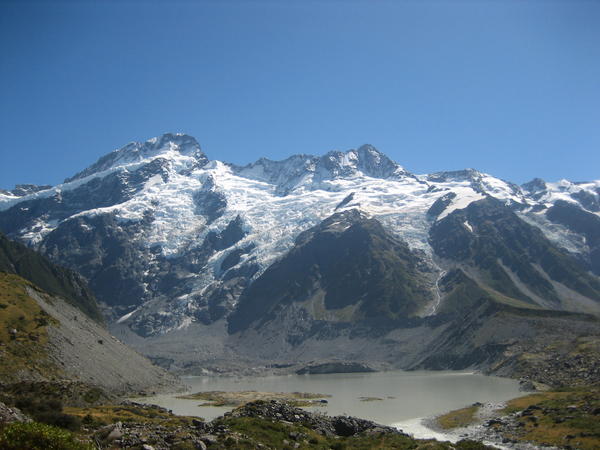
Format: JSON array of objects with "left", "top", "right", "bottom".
[{"left": 0, "top": 132, "right": 598, "bottom": 374}]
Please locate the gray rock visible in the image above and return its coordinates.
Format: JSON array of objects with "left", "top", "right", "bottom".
[
  {"left": 106, "top": 422, "right": 123, "bottom": 441},
  {"left": 199, "top": 434, "right": 219, "bottom": 445},
  {"left": 0, "top": 401, "right": 31, "bottom": 423}
]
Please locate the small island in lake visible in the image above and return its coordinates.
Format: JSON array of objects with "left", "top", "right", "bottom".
[{"left": 177, "top": 390, "right": 331, "bottom": 407}]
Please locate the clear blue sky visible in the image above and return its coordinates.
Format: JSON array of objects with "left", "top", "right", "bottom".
[{"left": 1, "top": 0, "right": 599, "bottom": 190}]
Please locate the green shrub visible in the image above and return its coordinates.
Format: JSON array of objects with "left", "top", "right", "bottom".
[
  {"left": 34, "top": 411, "right": 81, "bottom": 431},
  {"left": 82, "top": 388, "right": 103, "bottom": 404},
  {"left": 455, "top": 439, "right": 493, "bottom": 449},
  {"left": 331, "top": 443, "right": 346, "bottom": 450},
  {"left": 11, "top": 394, "right": 80, "bottom": 431},
  {"left": 0, "top": 421, "right": 92, "bottom": 449},
  {"left": 14, "top": 394, "right": 61, "bottom": 414}
]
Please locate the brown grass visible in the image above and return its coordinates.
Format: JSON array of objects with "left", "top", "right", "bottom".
[
  {"left": 500, "top": 388, "right": 600, "bottom": 450},
  {"left": 64, "top": 404, "right": 200, "bottom": 427},
  {"left": 0, "top": 273, "right": 61, "bottom": 382},
  {"left": 436, "top": 405, "right": 480, "bottom": 430}
]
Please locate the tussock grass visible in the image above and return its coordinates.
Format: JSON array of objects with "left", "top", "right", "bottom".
[
  {"left": 436, "top": 405, "right": 480, "bottom": 430},
  {"left": 64, "top": 404, "right": 199, "bottom": 428},
  {"left": 501, "top": 387, "right": 600, "bottom": 450},
  {"left": 0, "top": 273, "right": 61, "bottom": 382}
]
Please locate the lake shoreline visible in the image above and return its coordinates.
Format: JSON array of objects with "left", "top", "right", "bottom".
[{"left": 134, "top": 369, "right": 524, "bottom": 425}]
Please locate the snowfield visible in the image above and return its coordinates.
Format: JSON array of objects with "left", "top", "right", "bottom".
[{"left": 1, "top": 133, "right": 598, "bottom": 334}]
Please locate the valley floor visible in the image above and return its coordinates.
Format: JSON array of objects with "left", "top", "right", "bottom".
[{"left": 1, "top": 375, "right": 599, "bottom": 449}]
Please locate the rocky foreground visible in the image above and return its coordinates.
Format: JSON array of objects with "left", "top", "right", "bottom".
[
  {"left": 432, "top": 385, "right": 600, "bottom": 450},
  {"left": 0, "top": 398, "right": 492, "bottom": 449},
  {"left": 2, "top": 378, "right": 600, "bottom": 449}
]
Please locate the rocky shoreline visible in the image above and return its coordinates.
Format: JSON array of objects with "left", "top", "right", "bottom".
[
  {"left": 425, "top": 384, "right": 600, "bottom": 450},
  {"left": 86, "top": 399, "right": 498, "bottom": 449},
  {"left": 1, "top": 397, "right": 494, "bottom": 449},
  {"left": 421, "top": 401, "right": 548, "bottom": 450},
  {"left": 1, "top": 353, "right": 599, "bottom": 449}
]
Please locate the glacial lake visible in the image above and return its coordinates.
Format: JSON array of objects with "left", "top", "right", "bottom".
[{"left": 138, "top": 370, "right": 522, "bottom": 434}]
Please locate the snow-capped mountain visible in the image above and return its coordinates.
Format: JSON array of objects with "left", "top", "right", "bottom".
[{"left": 0, "top": 133, "right": 599, "bottom": 347}]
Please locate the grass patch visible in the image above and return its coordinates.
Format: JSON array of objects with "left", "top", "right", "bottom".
[
  {"left": 64, "top": 404, "right": 200, "bottom": 428},
  {"left": 0, "top": 421, "right": 93, "bottom": 450},
  {"left": 436, "top": 405, "right": 480, "bottom": 430},
  {"left": 499, "top": 387, "right": 600, "bottom": 450},
  {"left": 499, "top": 392, "right": 554, "bottom": 415},
  {"left": 0, "top": 273, "right": 62, "bottom": 382}
]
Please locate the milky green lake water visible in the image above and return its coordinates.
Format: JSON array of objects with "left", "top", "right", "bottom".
[{"left": 139, "top": 370, "right": 522, "bottom": 429}]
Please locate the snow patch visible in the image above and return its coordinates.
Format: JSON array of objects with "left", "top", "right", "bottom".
[{"left": 437, "top": 189, "right": 485, "bottom": 221}]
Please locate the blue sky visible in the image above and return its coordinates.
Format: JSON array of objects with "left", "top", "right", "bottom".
[{"left": 1, "top": 0, "right": 599, "bottom": 189}]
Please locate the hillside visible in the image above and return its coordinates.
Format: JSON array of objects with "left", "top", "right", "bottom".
[
  {"left": 0, "top": 232, "right": 102, "bottom": 323},
  {"left": 0, "top": 231, "right": 179, "bottom": 392},
  {"left": 0, "top": 272, "right": 178, "bottom": 392}
]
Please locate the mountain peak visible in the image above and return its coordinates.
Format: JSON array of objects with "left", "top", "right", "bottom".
[
  {"left": 427, "top": 168, "right": 482, "bottom": 183},
  {"left": 233, "top": 144, "right": 408, "bottom": 195},
  {"left": 320, "top": 144, "right": 405, "bottom": 178},
  {"left": 522, "top": 178, "right": 547, "bottom": 194},
  {"left": 65, "top": 133, "right": 207, "bottom": 183}
]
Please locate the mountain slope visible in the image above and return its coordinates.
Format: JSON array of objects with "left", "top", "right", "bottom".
[
  {"left": 429, "top": 197, "right": 600, "bottom": 315},
  {"left": 545, "top": 199, "right": 600, "bottom": 275},
  {"left": 0, "top": 133, "right": 599, "bottom": 374},
  {"left": 0, "top": 273, "right": 178, "bottom": 392},
  {"left": 0, "top": 233, "right": 179, "bottom": 391},
  {"left": 0, "top": 232, "right": 103, "bottom": 323},
  {"left": 228, "top": 210, "right": 434, "bottom": 333}
]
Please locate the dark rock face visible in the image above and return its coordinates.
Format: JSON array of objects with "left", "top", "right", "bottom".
[
  {"left": 228, "top": 210, "right": 433, "bottom": 333},
  {"left": 571, "top": 189, "right": 600, "bottom": 212},
  {"left": 335, "top": 192, "right": 355, "bottom": 210},
  {"left": 40, "top": 214, "right": 151, "bottom": 312},
  {"left": 204, "top": 216, "right": 246, "bottom": 252},
  {"left": 296, "top": 362, "right": 376, "bottom": 375},
  {"left": 426, "top": 192, "right": 457, "bottom": 219},
  {"left": 521, "top": 178, "right": 547, "bottom": 200},
  {"left": 220, "top": 245, "right": 254, "bottom": 273},
  {"left": 193, "top": 176, "right": 227, "bottom": 224},
  {"left": 0, "top": 184, "right": 52, "bottom": 198},
  {"left": 429, "top": 197, "right": 600, "bottom": 311},
  {"left": 546, "top": 200, "right": 600, "bottom": 275}
]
